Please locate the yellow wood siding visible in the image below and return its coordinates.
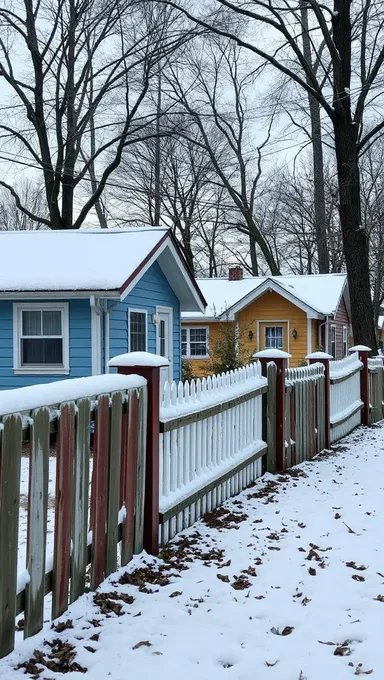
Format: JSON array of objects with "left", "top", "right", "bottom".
[
  {"left": 182, "top": 321, "right": 231, "bottom": 377},
  {"left": 183, "top": 290, "right": 314, "bottom": 375},
  {"left": 238, "top": 291, "right": 309, "bottom": 366}
]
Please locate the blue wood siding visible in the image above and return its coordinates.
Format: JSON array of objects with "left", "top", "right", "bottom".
[
  {"left": 0, "top": 299, "right": 91, "bottom": 391},
  {"left": 109, "top": 261, "right": 181, "bottom": 380}
]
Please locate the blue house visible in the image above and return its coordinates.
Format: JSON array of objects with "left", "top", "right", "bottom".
[{"left": 0, "top": 228, "right": 206, "bottom": 390}]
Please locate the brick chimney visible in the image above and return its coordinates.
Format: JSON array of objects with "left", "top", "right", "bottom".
[{"left": 228, "top": 266, "right": 243, "bottom": 281}]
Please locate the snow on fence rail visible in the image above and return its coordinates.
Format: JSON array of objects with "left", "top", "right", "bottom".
[
  {"left": 368, "top": 357, "right": 384, "bottom": 423},
  {"left": 159, "top": 363, "right": 268, "bottom": 544},
  {"left": 0, "top": 374, "right": 147, "bottom": 659},
  {"left": 285, "top": 363, "right": 326, "bottom": 465},
  {"left": 329, "top": 352, "right": 363, "bottom": 442}
]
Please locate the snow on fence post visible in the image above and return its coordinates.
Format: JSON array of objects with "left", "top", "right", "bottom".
[
  {"left": 349, "top": 345, "right": 371, "bottom": 426},
  {"left": 306, "top": 352, "right": 332, "bottom": 450},
  {"left": 254, "top": 349, "right": 291, "bottom": 472},
  {"left": 108, "top": 351, "right": 169, "bottom": 556}
]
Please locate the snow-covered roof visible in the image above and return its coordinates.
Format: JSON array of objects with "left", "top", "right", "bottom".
[
  {"left": 181, "top": 273, "right": 347, "bottom": 321},
  {"left": 0, "top": 228, "right": 206, "bottom": 312}
]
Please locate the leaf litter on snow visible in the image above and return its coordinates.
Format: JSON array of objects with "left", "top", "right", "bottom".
[{"left": 3, "top": 425, "right": 384, "bottom": 680}]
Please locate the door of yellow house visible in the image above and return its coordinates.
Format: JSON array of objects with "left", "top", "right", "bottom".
[{"left": 258, "top": 322, "right": 289, "bottom": 352}]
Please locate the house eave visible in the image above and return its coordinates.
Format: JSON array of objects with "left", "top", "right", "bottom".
[{"left": 0, "top": 290, "right": 120, "bottom": 300}]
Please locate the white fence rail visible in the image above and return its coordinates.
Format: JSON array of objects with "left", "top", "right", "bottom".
[
  {"left": 159, "top": 363, "right": 267, "bottom": 544},
  {"left": 329, "top": 352, "right": 363, "bottom": 442}
]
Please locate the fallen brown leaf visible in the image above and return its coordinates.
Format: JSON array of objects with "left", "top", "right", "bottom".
[
  {"left": 217, "top": 574, "right": 230, "bottom": 583},
  {"left": 334, "top": 645, "right": 351, "bottom": 656},
  {"left": 354, "top": 663, "right": 373, "bottom": 675},
  {"left": 319, "top": 641, "right": 337, "bottom": 646},
  {"left": 346, "top": 561, "right": 367, "bottom": 571},
  {"left": 308, "top": 567, "right": 316, "bottom": 576},
  {"left": 169, "top": 591, "right": 182, "bottom": 598},
  {"left": 132, "top": 641, "right": 152, "bottom": 650},
  {"left": 265, "top": 660, "right": 279, "bottom": 667},
  {"left": 374, "top": 594, "right": 384, "bottom": 602},
  {"left": 334, "top": 513, "right": 341, "bottom": 519},
  {"left": 352, "top": 574, "right": 365, "bottom": 582}
]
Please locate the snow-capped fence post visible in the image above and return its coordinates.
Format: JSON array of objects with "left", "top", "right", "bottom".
[
  {"left": 108, "top": 351, "right": 169, "bottom": 556},
  {"left": 254, "top": 350, "right": 291, "bottom": 472},
  {"left": 349, "top": 345, "right": 371, "bottom": 426},
  {"left": 306, "top": 352, "right": 332, "bottom": 451}
]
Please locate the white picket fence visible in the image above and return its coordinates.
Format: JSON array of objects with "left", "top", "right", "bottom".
[
  {"left": 159, "top": 363, "right": 267, "bottom": 544},
  {"left": 329, "top": 352, "right": 363, "bottom": 442}
]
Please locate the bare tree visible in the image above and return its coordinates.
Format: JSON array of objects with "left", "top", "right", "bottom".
[
  {"left": 159, "top": 0, "right": 384, "bottom": 350},
  {"left": 167, "top": 41, "right": 280, "bottom": 275},
  {"left": 0, "top": 0, "right": 186, "bottom": 230}
]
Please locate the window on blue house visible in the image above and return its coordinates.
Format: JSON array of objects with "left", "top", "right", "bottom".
[
  {"left": 129, "top": 310, "right": 147, "bottom": 352},
  {"left": 13, "top": 303, "right": 69, "bottom": 374}
]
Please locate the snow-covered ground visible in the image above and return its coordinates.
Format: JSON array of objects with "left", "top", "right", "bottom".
[{"left": 4, "top": 425, "right": 384, "bottom": 680}]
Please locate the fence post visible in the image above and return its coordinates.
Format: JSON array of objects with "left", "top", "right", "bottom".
[
  {"left": 306, "top": 351, "right": 332, "bottom": 450},
  {"left": 108, "top": 351, "right": 169, "bottom": 555},
  {"left": 349, "top": 345, "right": 371, "bottom": 426},
  {"left": 254, "top": 349, "right": 291, "bottom": 472}
]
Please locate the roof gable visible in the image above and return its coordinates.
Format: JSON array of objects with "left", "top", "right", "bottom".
[{"left": 181, "top": 273, "right": 347, "bottom": 321}]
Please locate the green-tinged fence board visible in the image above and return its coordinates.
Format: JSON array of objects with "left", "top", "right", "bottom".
[
  {"left": 24, "top": 408, "right": 50, "bottom": 639},
  {"left": 0, "top": 414, "right": 22, "bottom": 658}
]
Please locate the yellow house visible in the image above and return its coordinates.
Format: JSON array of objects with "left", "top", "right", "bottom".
[{"left": 182, "top": 268, "right": 351, "bottom": 377}]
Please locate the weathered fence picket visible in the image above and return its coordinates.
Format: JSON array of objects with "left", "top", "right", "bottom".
[
  {"left": 25, "top": 408, "right": 50, "bottom": 638},
  {"left": 0, "top": 373, "right": 148, "bottom": 659},
  {"left": 0, "top": 414, "right": 22, "bottom": 657}
]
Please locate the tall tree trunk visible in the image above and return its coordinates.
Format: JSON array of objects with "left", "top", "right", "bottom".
[
  {"left": 249, "top": 233, "right": 258, "bottom": 275},
  {"left": 61, "top": 0, "right": 76, "bottom": 229},
  {"left": 154, "top": 72, "right": 162, "bottom": 225},
  {"left": 332, "top": 0, "right": 377, "bottom": 351},
  {"left": 300, "top": 4, "right": 329, "bottom": 273}
]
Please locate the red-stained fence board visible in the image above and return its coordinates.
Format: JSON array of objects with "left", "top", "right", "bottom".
[{"left": 90, "top": 395, "right": 110, "bottom": 590}]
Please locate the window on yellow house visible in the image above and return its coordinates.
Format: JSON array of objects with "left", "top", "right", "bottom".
[
  {"left": 181, "top": 327, "right": 208, "bottom": 357},
  {"left": 265, "top": 326, "right": 284, "bottom": 350}
]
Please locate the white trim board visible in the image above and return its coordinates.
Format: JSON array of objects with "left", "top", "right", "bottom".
[
  {"left": 13, "top": 302, "right": 70, "bottom": 375},
  {"left": 91, "top": 304, "right": 102, "bottom": 376}
]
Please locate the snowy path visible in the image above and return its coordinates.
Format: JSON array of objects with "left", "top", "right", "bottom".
[{"left": 2, "top": 425, "right": 384, "bottom": 680}]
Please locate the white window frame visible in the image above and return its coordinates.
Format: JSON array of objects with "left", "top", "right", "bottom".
[
  {"left": 13, "top": 302, "right": 69, "bottom": 375},
  {"left": 342, "top": 325, "right": 348, "bottom": 357},
  {"left": 181, "top": 326, "right": 209, "bottom": 359},
  {"left": 257, "top": 320, "right": 290, "bottom": 354},
  {"left": 330, "top": 324, "right": 337, "bottom": 358},
  {"left": 128, "top": 308, "right": 148, "bottom": 352}
]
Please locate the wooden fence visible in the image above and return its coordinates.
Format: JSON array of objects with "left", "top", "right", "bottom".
[
  {"left": 285, "top": 363, "right": 326, "bottom": 464},
  {"left": 0, "top": 374, "right": 147, "bottom": 658},
  {"left": 159, "top": 363, "right": 267, "bottom": 543},
  {"left": 1, "top": 347, "right": 384, "bottom": 659},
  {"left": 329, "top": 352, "right": 363, "bottom": 442}
]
